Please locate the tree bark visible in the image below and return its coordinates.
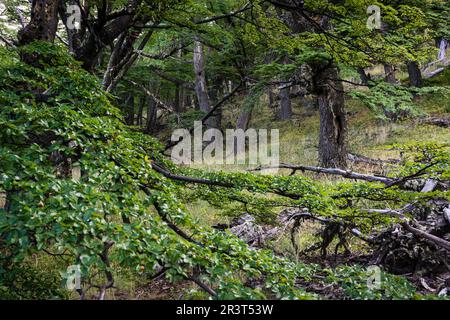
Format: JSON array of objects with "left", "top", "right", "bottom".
[
  {"left": 18, "top": 0, "right": 60, "bottom": 46},
  {"left": 278, "top": 85, "right": 292, "bottom": 120},
  {"left": 384, "top": 64, "right": 397, "bottom": 84},
  {"left": 146, "top": 97, "right": 157, "bottom": 134},
  {"left": 193, "top": 37, "right": 216, "bottom": 128},
  {"left": 237, "top": 104, "right": 253, "bottom": 131},
  {"left": 314, "top": 65, "right": 347, "bottom": 169},
  {"left": 407, "top": 61, "right": 423, "bottom": 87}
]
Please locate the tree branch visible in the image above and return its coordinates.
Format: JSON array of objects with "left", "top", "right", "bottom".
[{"left": 251, "top": 163, "right": 393, "bottom": 184}]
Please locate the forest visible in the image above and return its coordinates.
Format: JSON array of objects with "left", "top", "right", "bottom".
[{"left": 0, "top": 0, "right": 449, "bottom": 301}]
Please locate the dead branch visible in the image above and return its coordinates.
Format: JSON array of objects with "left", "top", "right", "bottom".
[
  {"left": 187, "top": 276, "right": 217, "bottom": 297},
  {"left": 251, "top": 163, "right": 394, "bottom": 184},
  {"left": 420, "top": 117, "right": 450, "bottom": 128},
  {"left": 401, "top": 222, "right": 450, "bottom": 251},
  {"left": 366, "top": 179, "right": 450, "bottom": 252},
  {"left": 125, "top": 79, "right": 175, "bottom": 113}
]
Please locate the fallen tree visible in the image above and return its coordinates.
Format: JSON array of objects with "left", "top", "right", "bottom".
[{"left": 420, "top": 117, "right": 450, "bottom": 128}]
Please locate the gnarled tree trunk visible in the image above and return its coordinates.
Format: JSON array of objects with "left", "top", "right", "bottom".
[
  {"left": 279, "top": 85, "right": 292, "bottom": 120},
  {"left": 314, "top": 65, "right": 347, "bottom": 169},
  {"left": 384, "top": 64, "right": 397, "bottom": 84},
  {"left": 18, "top": 0, "right": 60, "bottom": 46},
  {"left": 193, "top": 38, "right": 216, "bottom": 128},
  {"left": 407, "top": 61, "right": 423, "bottom": 87}
]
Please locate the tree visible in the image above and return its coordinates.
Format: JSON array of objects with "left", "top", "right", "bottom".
[
  {"left": 314, "top": 63, "right": 347, "bottom": 168},
  {"left": 384, "top": 64, "right": 397, "bottom": 84},
  {"left": 278, "top": 84, "right": 292, "bottom": 120},
  {"left": 407, "top": 60, "right": 423, "bottom": 87},
  {"left": 193, "top": 37, "right": 215, "bottom": 127},
  {"left": 18, "top": 0, "right": 59, "bottom": 46},
  {"left": 278, "top": 57, "right": 293, "bottom": 120}
]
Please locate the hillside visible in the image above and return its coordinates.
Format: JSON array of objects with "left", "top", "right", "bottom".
[{"left": 0, "top": 0, "right": 449, "bottom": 304}]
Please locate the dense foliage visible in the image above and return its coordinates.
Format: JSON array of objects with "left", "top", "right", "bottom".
[
  {"left": 1, "top": 43, "right": 448, "bottom": 299},
  {"left": 0, "top": 0, "right": 449, "bottom": 300}
]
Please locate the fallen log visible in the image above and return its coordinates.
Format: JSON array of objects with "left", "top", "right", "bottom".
[
  {"left": 420, "top": 117, "right": 450, "bottom": 128},
  {"left": 251, "top": 163, "right": 394, "bottom": 184}
]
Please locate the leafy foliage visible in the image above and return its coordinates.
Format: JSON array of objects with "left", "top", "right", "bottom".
[
  {"left": 351, "top": 81, "right": 450, "bottom": 121},
  {"left": 1, "top": 0, "right": 449, "bottom": 300},
  {"left": 0, "top": 42, "right": 317, "bottom": 299}
]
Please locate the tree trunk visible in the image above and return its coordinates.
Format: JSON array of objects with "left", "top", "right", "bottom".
[
  {"left": 357, "top": 68, "right": 369, "bottom": 86},
  {"left": 18, "top": 0, "right": 60, "bottom": 46},
  {"left": 185, "top": 94, "right": 193, "bottom": 109},
  {"left": 278, "top": 55, "right": 293, "bottom": 120},
  {"left": 175, "top": 84, "right": 186, "bottom": 113},
  {"left": 137, "top": 96, "right": 145, "bottom": 127},
  {"left": 237, "top": 105, "right": 253, "bottom": 131},
  {"left": 209, "top": 77, "right": 224, "bottom": 128},
  {"left": 74, "top": 15, "right": 135, "bottom": 72},
  {"left": 384, "top": 64, "right": 397, "bottom": 84},
  {"left": 145, "top": 98, "right": 157, "bottom": 134},
  {"left": 278, "top": 85, "right": 292, "bottom": 120},
  {"left": 268, "top": 87, "right": 276, "bottom": 108},
  {"left": 407, "top": 61, "right": 423, "bottom": 87},
  {"left": 104, "top": 30, "right": 153, "bottom": 91},
  {"left": 193, "top": 38, "right": 215, "bottom": 128},
  {"left": 315, "top": 65, "right": 347, "bottom": 169},
  {"left": 174, "top": 47, "right": 185, "bottom": 113},
  {"left": 125, "top": 95, "right": 134, "bottom": 125}
]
